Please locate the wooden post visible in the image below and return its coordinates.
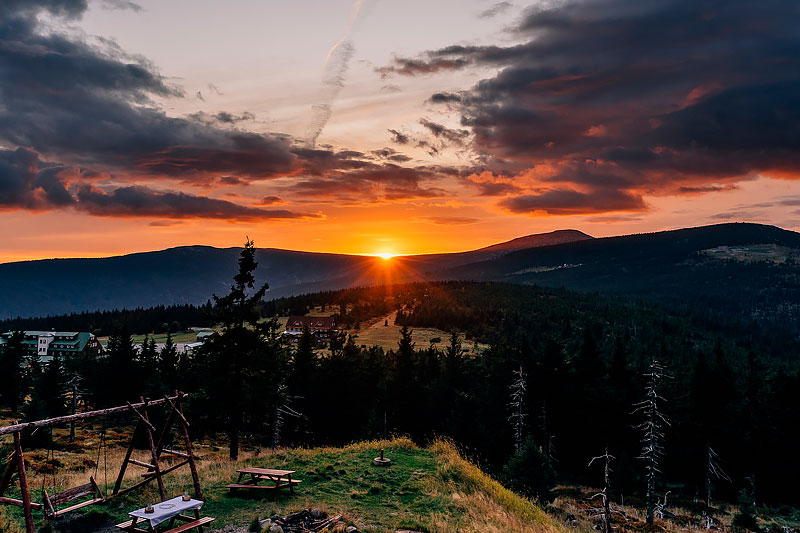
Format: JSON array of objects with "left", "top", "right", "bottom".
[
  {"left": 113, "top": 420, "right": 141, "bottom": 496},
  {"left": 141, "top": 398, "right": 167, "bottom": 501},
  {"left": 13, "top": 432, "right": 35, "bottom": 533},
  {"left": 176, "top": 395, "right": 203, "bottom": 500}
]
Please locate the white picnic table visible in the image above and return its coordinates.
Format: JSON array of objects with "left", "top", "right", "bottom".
[{"left": 116, "top": 496, "right": 213, "bottom": 532}]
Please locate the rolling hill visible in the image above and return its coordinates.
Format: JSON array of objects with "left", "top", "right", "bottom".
[
  {"left": 0, "top": 230, "right": 591, "bottom": 319},
  {"left": 1, "top": 223, "right": 799, "bottom": 326}
]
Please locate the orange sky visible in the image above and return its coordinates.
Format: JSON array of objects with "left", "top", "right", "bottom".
[{"left": 2, "top": 1, "right": 800, "bottom": 263}]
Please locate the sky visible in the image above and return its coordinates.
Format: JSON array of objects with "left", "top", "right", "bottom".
[{"left": 1, "top": 0, "right": 800, "bottom": 262}]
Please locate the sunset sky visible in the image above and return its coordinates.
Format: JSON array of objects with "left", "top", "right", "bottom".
[{"left": 2, "top": 0, "right": 800, "bottom": 262}]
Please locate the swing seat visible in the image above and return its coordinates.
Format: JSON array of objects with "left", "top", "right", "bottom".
[{"left": 43, "top": 475, "right": 105, "bottom": 518}]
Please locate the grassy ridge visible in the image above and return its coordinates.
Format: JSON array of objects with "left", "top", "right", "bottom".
[{"left": 0, "top": 438, "right": 564, "bottom": 533}]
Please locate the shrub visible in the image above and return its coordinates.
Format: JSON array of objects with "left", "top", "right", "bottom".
[{"left": 501, "top": 438, "right": 556, "bottom": 503}]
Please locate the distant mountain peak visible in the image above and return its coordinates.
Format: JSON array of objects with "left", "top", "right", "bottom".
[{"left": 476, "top": 229, "right": 594, "bottom": 254}]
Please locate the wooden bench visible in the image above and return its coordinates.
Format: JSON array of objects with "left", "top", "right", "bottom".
[
  {"left": 42, "top": 476, "right": 104, "bottom": 518},
  {"left": 116, "top": 516, "right": 214, "bottom": 532},
  {"left": 227, "top": 468, "right": 302, "bottom": 494}
]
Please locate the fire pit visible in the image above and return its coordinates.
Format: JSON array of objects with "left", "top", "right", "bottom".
[{"left": 263, "top": 508, "right": 351, "bottom": 532}]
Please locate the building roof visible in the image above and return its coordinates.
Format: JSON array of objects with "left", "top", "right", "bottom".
[
  {"left": 0, "top": 331, "right": 95, "bottom": 352},
  {"left": 285, "top": 316, "right": 337, "bottom": 329}
]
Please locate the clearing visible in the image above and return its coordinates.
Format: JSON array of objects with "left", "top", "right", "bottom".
[{"left": 0, "top": 436, "right": 562, "bottom": 533}]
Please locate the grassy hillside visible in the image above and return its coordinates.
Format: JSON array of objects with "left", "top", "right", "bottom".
[{"left": 0, "top": 436, "right": 564, "bottom": 533}]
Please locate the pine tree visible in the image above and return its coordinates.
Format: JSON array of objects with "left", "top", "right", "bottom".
[
  {"left": 38, "top": 355, "right": 66, "bottom": 417},
  {"left": 0, "top": 331, "right": 25, "bottom": 411},
  {"left": 160, "top": 332, "right": 179, "bottom": 389},
  {"left": 197, "top": 239, "right": 287, "bottom": 460}
]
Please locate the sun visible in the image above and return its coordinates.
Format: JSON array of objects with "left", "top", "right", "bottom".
[{"left": 377, "top": 252, "right": 395, "bottom": 260}]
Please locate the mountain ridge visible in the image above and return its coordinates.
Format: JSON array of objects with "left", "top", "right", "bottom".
[{"left": 0, "top": 223, "right": 798, "bottom": 321}]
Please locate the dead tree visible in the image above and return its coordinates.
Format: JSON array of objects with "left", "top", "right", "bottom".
[
  {"left": 271, "top": 383, "right": 304, "bottom": 450},
  {"left": 509, "top": 365, "right": 527, "bottom": 453},
  {"left": 633, "top": 358, "right": 670, "bottom": 525},
  {"left": 703, "top": 443, "right": 730, "bottom": 527},
  {"left": 588, "top": 448, "right": 615, "bottom": 533}
]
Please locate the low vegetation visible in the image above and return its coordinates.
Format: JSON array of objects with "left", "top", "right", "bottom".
[{"left": 0, "top": 434, "right": 566, "bottom": 533}]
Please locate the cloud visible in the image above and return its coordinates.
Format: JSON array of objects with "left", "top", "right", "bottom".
[
  {"left": 100, "top": 0, "right": 143, "bottom": 11},
  {"left": 478, "top": 1, "right": 513, "bottom": 19},
  {"left": 0, "top": 147, "right": 314, "bottom": 221},
  {"left": 388, "top": 129, "right": 411, "bottom": 145},
  {"left": 260, "top": 195, "right": 283, "bottom": 205},
  {"left": 76, "top": 185, "right": 313, "bottom": 220},
  {"left": 419, "top": 119, "right": 470, "bottom": 148},
  {"left": 500, "top": 189, "right": 646, "bottom": 216},
  {"left": 418, "top": 216, "right": 480, "bottom": 225},
  {"left": 379, "top": 0, "right": 800, "bottom": 215}
]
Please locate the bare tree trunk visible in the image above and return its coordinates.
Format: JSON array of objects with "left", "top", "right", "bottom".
[
  {"left": 589, "top": 449, "right": 615, "bottom": 533},
  {"left": 509, "top": 365, "right": 527, "bottom": 453},
  {"left": 634, "top": 359, "right": 669, "bottom": 525}
]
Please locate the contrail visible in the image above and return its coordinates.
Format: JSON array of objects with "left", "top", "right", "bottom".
[{"left": 305, "top": 0, "right": 375, "bottom": 147}]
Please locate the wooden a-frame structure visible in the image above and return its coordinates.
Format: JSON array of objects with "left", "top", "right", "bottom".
[{"left": 0, "top": 392, "right": 203, "bottom": 533}]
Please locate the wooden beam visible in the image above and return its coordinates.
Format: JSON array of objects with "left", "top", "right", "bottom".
[
  {"left": 140, "top": 399, "right": 166, "bottom": 501},
  {"left": 176, "top": 395, "right": 203, "bottom": 500},
  {"left": 0, "top": 393, "right": 186, "bottom": 436},
  {"left": 113, "top": 419, "right": 141, "bottom": 496},
  {"left": 128, "top": 459, "right": 155, "bottom": 470},
  {"left": 13, "top": 432, "right": 35, "bottom": 533},
  {"left": 0, "top": 496, "right": 43, "bottom": 510},
  {"left": 126, "top": 402, "right": 157, "bottom": 433}
]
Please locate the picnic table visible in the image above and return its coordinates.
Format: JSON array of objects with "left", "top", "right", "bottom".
[
  {"left": 227, "top": 468, "right": 302, "bottom": 494},
  {"left": 115, "top": 496, "right": 214, "bottom": 533}
]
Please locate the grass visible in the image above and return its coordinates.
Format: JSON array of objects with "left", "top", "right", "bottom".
[
  {"left": 0, "top": 428, "right": 564, "bottom": 533},
  {"left": 347, "top": 312, "right": 488, "bottom": 355}
]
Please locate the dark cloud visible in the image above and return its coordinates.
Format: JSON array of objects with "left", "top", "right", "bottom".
[
  {"left": 478, "top": 1, "right": 513, "bottom": 19},
  {"left": 500, "top": 189, "right": 646, "bottom": 216},
  {"left": 388, "top": 129, "right": 410, "bottom": 145},
  {"left": 419, "top": 119, "right": 470, "bottom": 147},
  {"left": 100, "top": 0, "right": 143, "bottom": 11},
  {"left": 468, "top": 179, "right": 521, "bottom": 197},
  {"left": 380, "top": 0, "right": 800, "bottom": 215},
  {"left": 678, "top": 184, "right": 739, "bottom": 195},
  {"left": 260, "top": 195, "right": 283, "bottom": 205},
  {"left": 75, "top": 185, "right": 312, "bottom": 220},
  {"left": 0, "top": 147, "right": 313, "bottom": 221},
  {"left": 290, "top": 164, "right": 447, "bottom": 202},
  {"left": 187, "top": 111, "right": 256, "bottom": 125}
]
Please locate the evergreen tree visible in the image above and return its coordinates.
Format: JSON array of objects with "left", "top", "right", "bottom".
[
  {"left": 38, "top": 355, "right": 66, "bottom": 417},
  {"left": 0, "top": 331, "right": 25, "bottom": 410},
  {"left": 107, "top": 323, "right": 138, "bottom": 403},
  {"left": 160, "top": 332, "right": 179, "bottom": 390},
  {"left": 196, "top": 239, "right": 287, "bottom": 460}
]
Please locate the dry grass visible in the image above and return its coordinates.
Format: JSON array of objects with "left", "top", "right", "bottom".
[
  {"left": 347, "top": 312, "right": 488, "bottom": 354},
  {"left": 1, "top": 429, "right": 565, "bottom": 533},
  {"left": 427, "top": 439, "right": 565, "bottom": 533}
]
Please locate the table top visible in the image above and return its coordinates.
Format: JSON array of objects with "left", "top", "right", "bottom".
[
  {"left": 129, "top": 496, "right": 203, "bottom": 527},
  {"left": 237, "top": 468, "right": 295, "bottom": 476}
]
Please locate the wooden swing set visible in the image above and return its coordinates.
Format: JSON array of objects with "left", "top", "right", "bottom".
[{"left": 0, "top": 392, "right": 203, "bottom": 533}]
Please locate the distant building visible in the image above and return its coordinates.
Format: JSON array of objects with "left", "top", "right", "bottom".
[
  {"left": 0, "top": 331, "right": 102, "bottom": 361},
  {"left": 284, "top": 316, "right": 338, "bottom": 342}
]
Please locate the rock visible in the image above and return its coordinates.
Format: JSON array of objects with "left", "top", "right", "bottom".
[
  {"left": 269, "top": 525, "right": 284, "bottom": 533},
  {"left": 346, "top": 526, "right": 360, "bottom": 533},
  {"left": 311, "top": 508, "right": 328, "bottom": 519}
]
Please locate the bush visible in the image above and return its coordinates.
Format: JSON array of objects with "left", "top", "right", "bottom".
[
  {"left": 733, "top": 488, "right": 759, "bottom": 531},
  {"left": 500, "top": 437, "right": 556, "bottom": 502}
]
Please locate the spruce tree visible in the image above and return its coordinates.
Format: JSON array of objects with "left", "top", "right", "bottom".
[{"left": 0, "top": 331, "right": 25, "bottom": 410}]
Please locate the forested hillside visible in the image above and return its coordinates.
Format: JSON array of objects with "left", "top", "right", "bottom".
[{"left": 5, "top": 280, "right": 799, "bottom": 514}]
